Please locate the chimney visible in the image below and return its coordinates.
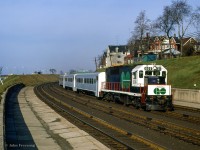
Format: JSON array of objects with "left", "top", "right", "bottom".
[
  {"left": 115, "top": 47, "right": 119, "bottom": 53},
  {"left": 174, "top": 34, "right": 176, "bottom": 37}
]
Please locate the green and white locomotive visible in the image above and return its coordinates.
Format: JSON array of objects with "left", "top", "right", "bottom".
[{"left": 101, "top": 64, "right": 173, "bottom": 111}]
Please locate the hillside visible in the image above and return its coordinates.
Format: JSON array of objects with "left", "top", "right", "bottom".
[
  {"left": 0, "top": 74, "right": 58, "bottom": 100},
  {"left": 98, "top": 55, "right": 200, "bottom": 90},
  {"left": 147, "top": 56, "right": 200, "bottom": 89}
]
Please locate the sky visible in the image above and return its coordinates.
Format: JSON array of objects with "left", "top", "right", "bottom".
[{"left": 0, "top": 0, "right": 199, "bottom": 75}]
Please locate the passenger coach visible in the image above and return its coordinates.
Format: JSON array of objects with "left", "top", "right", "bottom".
[
  {"left": 75, "top": 72, "right": 105, "bottom": 97},
  {"left": 59, "top": 74, "right": 65, "bottom": 88},
  {"left": 64, "top": 74, "right": 77, "bottom": 91}
]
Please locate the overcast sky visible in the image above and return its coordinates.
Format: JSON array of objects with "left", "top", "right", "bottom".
[{"left": 0, "top": 0, "right": 199, "bottom": 74}]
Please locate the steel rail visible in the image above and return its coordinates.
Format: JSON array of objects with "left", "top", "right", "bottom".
[
  {"left": 51, "top": 83, "right": 200, "bottom": 146},
  {"left": 35, "top": 83, "right": 166, "bottom": 150}
]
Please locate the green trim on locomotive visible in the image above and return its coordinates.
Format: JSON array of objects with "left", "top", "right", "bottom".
[{"left": 106, "top": 65, "right": 135, "bottom": 92}]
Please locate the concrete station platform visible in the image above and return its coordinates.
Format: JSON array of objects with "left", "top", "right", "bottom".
[{"left": 1, "top": 87, "right": 109, "bottom": 150}]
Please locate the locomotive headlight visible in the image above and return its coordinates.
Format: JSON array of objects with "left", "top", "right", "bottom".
[
  {"left": 153, "top": 66, "right": 157, "bottom": 70},
  {"left": 160, "top": 96, "right": 167, "bottom": 100}
]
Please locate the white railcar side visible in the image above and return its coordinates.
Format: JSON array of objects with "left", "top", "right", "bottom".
[
  {"left": 64, "top": 74, "right": 76, "bottom": 91},
  {"left": 74, "top": 72, "right": 105, "bottom": 97},
  {"left": 59, "top": 74, "right": 65, "bottom": 88}
]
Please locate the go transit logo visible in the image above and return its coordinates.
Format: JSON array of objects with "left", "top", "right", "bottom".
[{"left": 153, "top": 88, "right": 166, "bottom": 95}]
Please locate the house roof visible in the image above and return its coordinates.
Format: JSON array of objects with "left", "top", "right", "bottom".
[
  {"left": 182, "top": 37, "right": 197, "bottom": 46},
  {"left": 124, "top": 54, "right": 133, "bottom": 59},
  {"left": 108, "top": 45, "right": 128, "bottom": 53},
  {"left": 142, "top": 36, "right": 179, "bottom": 46},
  {"left": 163, "top": 48, "right": 181, "bottom": 55}
]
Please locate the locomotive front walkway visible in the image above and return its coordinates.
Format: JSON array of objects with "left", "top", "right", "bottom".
[{"left": 1, "top": 86, "right": 109, "bottom": 150}]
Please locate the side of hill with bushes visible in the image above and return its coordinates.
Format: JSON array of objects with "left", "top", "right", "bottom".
[{"left": 0, "top": 74, "right": 58, "bottom": 101}]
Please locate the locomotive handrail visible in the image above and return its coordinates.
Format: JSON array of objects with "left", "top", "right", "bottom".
[{"left": 101, "top": 82, "right": 130, "bottom": 92}]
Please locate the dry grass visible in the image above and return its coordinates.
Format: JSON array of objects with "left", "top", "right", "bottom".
[{"left": 0, "top": 74, "right": 58, "bottom": 100}]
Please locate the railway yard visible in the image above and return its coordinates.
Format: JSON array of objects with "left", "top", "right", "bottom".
[{"left": 2, "top": 82, "right": 200, "bottom": 149}]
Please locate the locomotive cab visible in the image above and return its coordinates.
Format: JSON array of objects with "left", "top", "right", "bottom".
[
  {"left": 131, "top": 65, "right": 173, "bottom": 111},
  {"left": 144, "top": 76, "right": 166, "bottom": 85}
]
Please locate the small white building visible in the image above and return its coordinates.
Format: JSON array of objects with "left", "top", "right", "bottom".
[{"left": 105, "top": 45, "right": 131, "bottom": 67}]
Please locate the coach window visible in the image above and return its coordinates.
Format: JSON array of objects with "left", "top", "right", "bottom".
[
  {"left": 139, "top": 70, "right": 143, "bottom": 78},
  {"left": 91, "top": 79, "right": 93, "bottom": 84}
]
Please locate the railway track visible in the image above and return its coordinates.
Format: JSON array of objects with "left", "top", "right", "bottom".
[
  {"left": 174, "top": 105, "right": 200, "bottom": 113},
  {"left": 152, "top": 110, "right": 200, "bottom": 125},
  {"left": 47, "top": 82, "right": 200, "bottom": 147},
  {"left": 34, "top": 83, "right": 165, "bottom": 150}
]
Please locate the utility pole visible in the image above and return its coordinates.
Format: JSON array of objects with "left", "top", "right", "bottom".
[{"left": 95, "top": 57, "right": 98, "bottom": 70}]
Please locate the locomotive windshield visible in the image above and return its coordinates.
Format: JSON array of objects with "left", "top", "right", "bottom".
[{"left": 145, "top": 76, "right": 165, "bottom": 84}]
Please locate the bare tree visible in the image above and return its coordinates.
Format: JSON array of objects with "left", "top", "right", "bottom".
[
  {"left": 192, "top": 6, "right": 200, "bottom": 39},
  {"left": 155, "top": 5, "right": 177, "bottom": 58},
  {"left": 69, "top": 69, "right": 77, "bottom": 74},
  {"left": 49, "top": 69, "right": 57, "bottom": 74},
  {"left": 172, "top": 0, "right": 200, "bottom": 56},
  {"left": 0, "top": 67, "right": 2, "bottom": 75},
  {"left": 60, "top": 70, "right": 64, "bottom": 75},
  {"left": 155, "top": 0, "right": 200, "bottom": 57},
  {"left": 132, "top": 10, "right": 151, "bottom": 57}
]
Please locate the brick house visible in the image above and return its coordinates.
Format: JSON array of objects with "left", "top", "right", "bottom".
[
  {"left": 148, "top": 36, "right": 179, "bottom": 57},
  {"left": 181, "top": 37, "right": 198, "bottom": 56},
  {"left": 134, "top": 35, "right": 179, "bottom": 58}
]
